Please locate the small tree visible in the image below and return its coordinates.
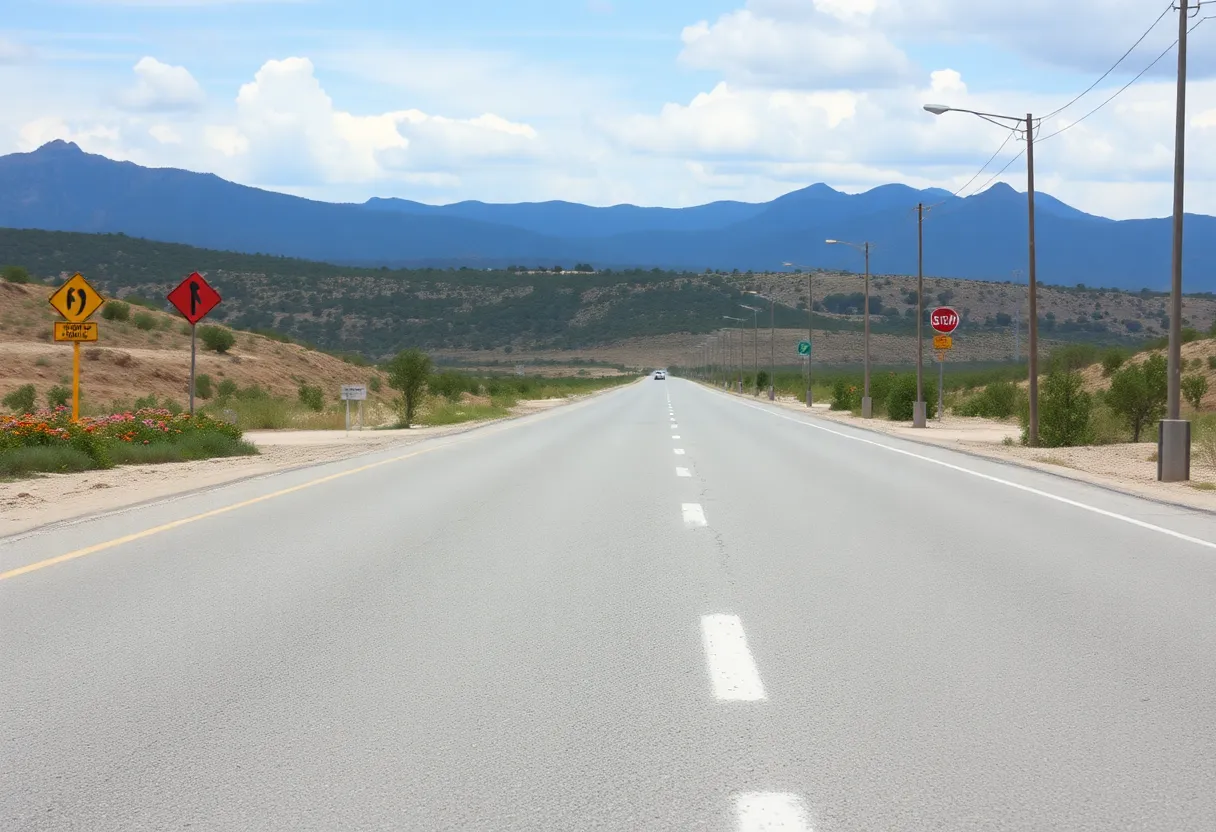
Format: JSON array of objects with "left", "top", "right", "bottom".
[
  {"left": 386, "top": 348, "right": 432, "bottom": 427},
  {"left": 200, "top": 325, "right": 236, "bottom": 354},
  {"left": 1182, "top": 372, "right": 1209, "bottom": 411},
  {"left": 1029, "top": 367, "right": 1093, "bottom": 447},
  {"left": 1106, "top": 354, "right": 1167, "bottom": 442},
  {"left": 1100, "top": 348, "right": 1127, "bottom": 377},
  {"left": 1, "top": 265, "right": 31, "bottom": 284},
  {"left": 298, "top": 384, "right": 324, "bottom": 412},
  {"left": 2, "top": 384, "right": 37, "bottom": 414}
]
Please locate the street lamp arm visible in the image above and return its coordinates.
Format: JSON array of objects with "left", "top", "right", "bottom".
[{"left": 923, "top": 104, "right": 1030, "bottom": 126}]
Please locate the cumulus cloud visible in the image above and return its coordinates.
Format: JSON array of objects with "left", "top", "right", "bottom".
[
  {"left": 680, "top": 4, "right": 912, "bottom": 89},
  {"left": 121, "top": 57, "right": 205, "bottom": 111}
]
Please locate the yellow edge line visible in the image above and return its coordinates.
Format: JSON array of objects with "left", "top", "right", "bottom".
[{"left": 0, "top": 444, "right": 443, "bottom": 583}]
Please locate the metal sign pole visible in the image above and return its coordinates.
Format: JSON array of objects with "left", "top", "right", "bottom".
[
  {"left": 72, "top": 341, "right": 81, "bottom": 422},
  {"left": 189, "top": 323, "right": 197, "bottom": 416},
  {"left": 938, "top": 357, "right": 944, "bottom": 421},
  {"left": 345, "top": 399, "right": 351, "bottom": 433}
]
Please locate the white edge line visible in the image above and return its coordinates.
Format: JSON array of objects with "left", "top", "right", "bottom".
[{"left": 727, "top": 395, "right": 1216, "bottom": 552}]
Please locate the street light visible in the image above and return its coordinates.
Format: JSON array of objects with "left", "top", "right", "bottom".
[
  {"left": 782, "top": 262, "right": 815, "bottom": 407},
  {"left": 924, "top": 102, "right": 1040, "bottom": 446},
  {"left": 825, "top": 239, "right": 874, "bottom": 418},
  {"left": 746, "top": 291, "right": 776, "bottom": 400},
  {"left": 723, "top": 315, "right": 745, "bottom": 392},
  {"left": 740, "top": 304, "right": 760, "bottom": 391}
]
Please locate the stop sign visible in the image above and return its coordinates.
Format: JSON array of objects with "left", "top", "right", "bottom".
[{"left": 931, "top": 306, "right": 960, "bottom": 334}]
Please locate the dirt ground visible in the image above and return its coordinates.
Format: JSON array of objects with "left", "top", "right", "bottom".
[
  {"left": 755, "top": 394, "right": 1216, "bottom": 511},
  {"left": 0, "top": 396, "right": 576, "bottom": 538}
]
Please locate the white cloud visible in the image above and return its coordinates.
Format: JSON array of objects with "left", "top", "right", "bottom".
[
  {"left": 148, "top": 124, "right": 182, "bottom": 144},
  {"left": 680, "top": 5, "right": 911, "bottom": 89},
  {"left": 121, "top": 57, "right": 205, "bottom": 111},
  {"left": 0, "top": 37, "right": 33, "bottom": 64}
]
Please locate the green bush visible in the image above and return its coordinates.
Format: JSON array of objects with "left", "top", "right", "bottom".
[
  {"left": 179, "top": 322, "right": 192, "bottom": 336},
  {"left": 386, "top": 348, "right": 433, "bottom": 427},
  {"left": 236, "top": 384, "right": 269, "bottom": 401},
  {"left": 217, "top": 378, "right": 238, "bottom": 398},
  {"left": 195, "top": 373, "right": 213, "bottom": 399},
  {"left": 3, "top": 384, "right": 37, "bottom": 415},
  {"left": 1100, "top": 348, "right": 1128, "bottom": 377},
  {"left": 102, "top": 301, "right": 130, "bottom": 321},
  {"left": 47, "top": 385, "right": 72, "bottom": 409},
  {"left": 134, "top": 394, "right": 159, "bottom": 410},
  {"left": 1182, "top": 372, "right": 1209, "bottom": 411},
  {"left": 1049, "top": 343, "right": 1100, "bottom": 372},
  {"left": 955, "top": 381, "right": 1019, "bottom": 419},
  {"left": 200, "top": 325, "right": 236, "bottom": 353},
  {"left": 2, "top": 265, "right": 32, "bottom": 284},
  {"left": 885, "top": 373, "right": 937, "bottom": 421},
  {"left": 298, "top": 384, "right": 324, "bottom": 411},
  {"left": 755, "top": 370, "right": 770, "bottom": 393},
  {"left": 1026, "top": 368, "right": 1094, "bottom": 447},
  {"left": 368, "top": 375, "right": 382, "bottom": 393},
  {"left": 830, "top": 378, "right": 859, "bottom": 411},
  {"left": 133, "top": 311, "right": 157, "bottom": 331},
  {"left": 1207, "top": 356, "right": 1216, "bottom": 372},
  {"left": 1107, "top": 355, "right": 1167, "bottom": 442}
]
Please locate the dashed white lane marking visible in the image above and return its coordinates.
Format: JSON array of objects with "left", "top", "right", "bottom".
[
  {"left": 673, "top": 435, "right": 681, "bottom": 439},
  {"left": 729, "top": 396, "right": 1216, "bottom": 552},
  {"left": 676, "top": 467, "right": 691, "bottom": 477},
  {"left": 672, "top": 425, "right": 679, "bottom": 430},
  {"left": 674, "top": 448, "right": 686, "bottom": 455},
  {"left": 682, "top": 503, "right": 707, "bottom": 527},
  {"left": 734, "top": 792, "right": 810, "bottom": 831},
  {"left": 700, "top": 614, "right": 766, "bottom": 701}
]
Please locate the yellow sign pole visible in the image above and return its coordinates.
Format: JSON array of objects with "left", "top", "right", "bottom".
[{"left": 72, "top": 341, "right": 81, "bottom": 422}]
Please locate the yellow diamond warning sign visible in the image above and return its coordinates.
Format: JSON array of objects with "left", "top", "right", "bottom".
[
  {"left": 54, "top": 321, "right": 98, "bottom": 342},
  {"left": 49, "top": 273, "right": 104, "bottom": 323}
]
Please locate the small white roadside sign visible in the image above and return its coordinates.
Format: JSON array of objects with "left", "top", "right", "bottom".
[{"left": 340, "top": 384, "right": 368, "bottom": 401}]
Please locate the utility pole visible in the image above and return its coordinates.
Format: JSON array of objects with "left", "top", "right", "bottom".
[
  {"left": 914, "top": 203, "right": 927, "bottom": 427},
  {"left": 769, "top": 296, "right": 775, "bottom": 401},
  {"left": 1160, "top": 0, "right": 1192, "bottom": 481},
  {"left": 807, "top": 270, "right": 814, "bottom": 407},
  {"left": 1026, "top": 111, "right": 1040, "bottom": 447},
  {"left": 1012, "top": 269, "right": 1023, "bottom": 361}
]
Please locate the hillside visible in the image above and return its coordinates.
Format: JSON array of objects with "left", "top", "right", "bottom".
[
  {"left": 6, "top": 227, "right": 1216, "bottom": 367},
  {"left": 2, "top": 141, "right": 1215, "bottom": 287},
  {"left": 0, "top": 281, "right": 389, "bottom": 411}
]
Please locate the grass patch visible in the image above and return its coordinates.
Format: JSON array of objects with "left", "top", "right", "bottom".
[
  {"left": 417, "top": 398, "right": 511, "bottom": 426},
  {"left": 109, "top": 433, "right": 257, "bottom": 465},
  {"left": 1033, "top": 455, "right": 1076, "bottom": 468},
  {"left": 1189, "top": 481, "right": 1216, "bottom": 492},
  {"left": 0, "top": 445, "right": 95, "bottom": 477}
]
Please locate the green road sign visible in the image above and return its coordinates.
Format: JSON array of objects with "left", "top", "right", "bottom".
[{"left": 797, "top": 340, "right": 811, "bottom": 356}]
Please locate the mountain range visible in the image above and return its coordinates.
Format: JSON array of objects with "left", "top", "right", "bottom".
[{"left": 1, "top": 140, "right": 1213, "bottom": 291}]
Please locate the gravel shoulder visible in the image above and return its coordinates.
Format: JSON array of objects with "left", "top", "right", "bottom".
[
  {"left": 0, "top": 395, "right": 581, "bottom": 539},
  {"left": 753, "top": 393, "right": 1216, "bottom": 512}
]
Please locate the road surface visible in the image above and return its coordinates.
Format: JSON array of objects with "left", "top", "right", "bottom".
[{"left": 5, "top": 378, "right": 1216, "bottom": 831}]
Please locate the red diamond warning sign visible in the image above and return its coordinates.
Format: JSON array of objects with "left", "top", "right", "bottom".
[{"left": 167, "top": 272, "right": 221, "bottom": 325}]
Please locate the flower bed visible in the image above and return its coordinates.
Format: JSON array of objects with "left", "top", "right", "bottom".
[{"left": 0, "top": 406, "right": 253, "bottom": 475}]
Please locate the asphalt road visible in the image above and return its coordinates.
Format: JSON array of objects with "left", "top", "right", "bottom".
[{"left": 5, "top": 378, "right": 1216, "bottom": 831}]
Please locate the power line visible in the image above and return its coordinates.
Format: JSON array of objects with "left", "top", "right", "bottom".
[
  {"left": 1038, "top": 11, "right": 1212, "bottom": 143},
  {"left": 1043, "top": 1, "right": 1175, "bottom": 120},
  {"left": 951, "top": 128, "right": 1018, "bottom": 198},
  {"left": 969, "top": 149, "right": 1027, "bottom": 196}
]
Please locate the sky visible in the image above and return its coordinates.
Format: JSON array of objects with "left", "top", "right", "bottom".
[{"left": 1, "top": 0, "right": 1214, "bottom": 219}]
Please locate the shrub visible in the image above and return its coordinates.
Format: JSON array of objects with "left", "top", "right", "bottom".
[
  {"left": 102, "top": 301, "right": 130, "bottom": 321},
  {"left": 179, "top": 322, "right": 192, "bottom": 336},
  {"left": 133, "top": 311, "right": 157, "bottom": 331},
  {"left": 2, "top": 265, "right": 31, "bottom": 284},
  {"left": 1100, "top": 348, "right": 1127, "bottom": 377},
  {"left": 830, "top": 378, "right": 859, "bottom": 411},
  {"left": 217, "top": 378, "right": 238, "bottom": 398},
  {"left": 368, "top": 376, "right": 382, "bottom": 393},
  {"left": 195, "top": 373, "right": 213, "bottom": 400},
  {"left": 298, "top": 384, "right": 324, "bottom": 411},
  {"left": 755, "top": 370, "right": 770, "bottom": 393},
  {"left": 47, "top": 385, "right": 72, "bottom": 409},
  {"left": 955, "top": 381, "right": 1019, "bottom": 419},
  {"left": 1107, "top": 354, "right": 1167, "bottom": 442},
  {"left": 1182, "top": 372, "right": 1209, "bottom": 411},
  {"left": 386, "top": 348, "right": 433, "bottom": 427},
  {"left": 1208, "top": 356, "right": 1216, "bottom": 371},
  {"left": 236, "top": 384, "right": 269, "bottom": 401},
  {"left": 124, "top": 295, "right": 158, "bottom": 309},
  {"left": 885, "top": 373, "right": 937, "bottom": 421},
  {"left": 1026, "top": 367, "right": 1094, "bottom": 447},
  {"left": 200, "top": 325, "right": 236, "bottom": 353},
  {"left": 3, "top": 384, "right": 37, "bottom": 415},
  {"left": 1049, "top": 343, "right": 1100, "bottom": 372},
  {"left": 0, "top": 445, "right": 95, "bottom": 476}
]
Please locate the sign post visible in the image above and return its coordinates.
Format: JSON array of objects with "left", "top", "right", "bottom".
[
  {"left": 167, "top": 272, "right": 222, "bottom": 415},
  {"left": 48, "top": 273, "right": 105, "bottom": 422},
  {"left": 341, "top": 385, "right": 368, "bottom": 433},
  {"left": 930, "top": 307, "right": 960, "bottom": 421}
]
